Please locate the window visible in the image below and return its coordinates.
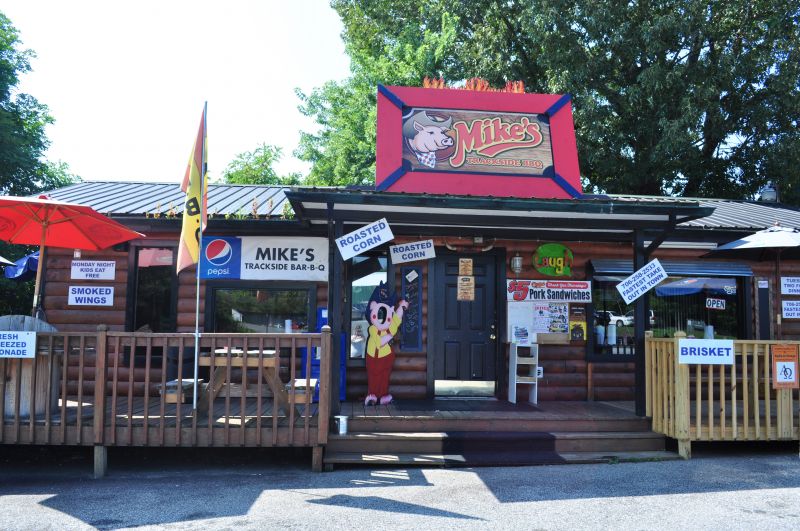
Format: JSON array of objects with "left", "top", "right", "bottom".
[
  {"left": 348, "top": 255, "right": 388, "bottom": 359},
  {"left": 210, "top": 286, "right": 313, "bottom": 333},
  {"left": 591, "top": 275, "right": 743, "bottom": 357},
  {"left": 132, "top": 247, "right": 176, "bottom": 332}
]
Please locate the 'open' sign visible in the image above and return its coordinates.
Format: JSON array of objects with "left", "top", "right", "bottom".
[{"left": 706, "top": 298, "right": 726, "bottom": 311}]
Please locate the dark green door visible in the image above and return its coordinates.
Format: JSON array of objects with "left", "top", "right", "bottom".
[{"left": 432, "top": 254, "right": 497, "bottom": 382}]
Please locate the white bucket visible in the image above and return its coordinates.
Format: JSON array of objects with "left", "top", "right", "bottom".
[{"left": 335, "top": 415, "right": 348, "bottom": 435}]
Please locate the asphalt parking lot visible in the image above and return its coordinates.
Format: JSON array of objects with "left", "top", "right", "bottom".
[{"left": 1, "top": 443, "right": 799, "bottom": 530}]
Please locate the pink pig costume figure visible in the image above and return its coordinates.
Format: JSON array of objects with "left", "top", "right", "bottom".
[{"left": 364, "top": 282, "right": 408, "bottom": 406}]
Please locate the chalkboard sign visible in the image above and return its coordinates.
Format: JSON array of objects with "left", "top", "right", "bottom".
[{"left": 400, "top": 266, "right": 423, "bottom": 351}]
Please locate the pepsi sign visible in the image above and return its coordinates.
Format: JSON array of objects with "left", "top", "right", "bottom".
[{"left": 200, "top": 237, "right": 241, "bottom": 279}]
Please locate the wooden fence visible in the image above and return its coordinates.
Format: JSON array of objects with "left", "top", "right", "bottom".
[
  {"left": 646, "top": 331, "right": 800, "bottom": 458},
  {"left": 1, "top": 326, "right": 332, "bottom": 470}
]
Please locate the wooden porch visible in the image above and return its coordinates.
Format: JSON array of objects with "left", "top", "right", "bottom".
[{"left": 1, "top": 328, "right": 332, "bottom": 470}]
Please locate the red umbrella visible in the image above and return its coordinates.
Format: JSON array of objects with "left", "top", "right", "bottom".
[{"left": 0, "top": 195, "right": 145, "bottom": 315}]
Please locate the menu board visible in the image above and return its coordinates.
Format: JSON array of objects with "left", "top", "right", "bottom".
[{"left": 400, "top": 266, "right": 422, "bottom": 351}]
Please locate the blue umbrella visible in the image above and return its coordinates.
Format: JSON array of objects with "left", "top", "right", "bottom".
[
  {"left": 4, "top": 252, "right": 39, "bottom": 282},
  {"left": 655, "top": 277, "right": 737, "bottom": 297}
]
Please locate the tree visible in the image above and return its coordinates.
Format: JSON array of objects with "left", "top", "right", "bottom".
[
  {"left": 220, "top": 143, "right": 302, "bottom": 186},
  {"left": 301, "top": 1, "right": 800, "bottom": 201},
  {"left": 0, "top": 12, "right": 66, "bottom": 196},
  {"left": 295, "top": 11, "right": 459, "bottom": 186},
  {"left": 0, "top": 13, "right": 80, "bottom": 316}
]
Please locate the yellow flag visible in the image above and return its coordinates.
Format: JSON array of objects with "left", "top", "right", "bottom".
[{"left": 177, "top": 105, "right": 207, "bottom": 273}]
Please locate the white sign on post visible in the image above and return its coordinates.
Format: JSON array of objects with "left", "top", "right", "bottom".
[
  {"left": 0, "top": 331, "right": 36, "bottom": 358},
  {"left": 71, "top": 260, "right": 116, "bottom": 280},
  {"left": 782, "top": 300, "right": 800, "bottom": 319},
  {"left": 390, "top": 240, "right": 435, "bottom": 264},
  {"left": 678, "top": 338, "right": 734, "bottom": 365},
  {"left": 782, "top": 277, "right": 800, "bottom": 295},
  {"left": 616, "top": 259, "right": 668, "bottom": 305},
  {"left": 68, "top": 286, "right": 114, "bottom": 306},
  {"left": 336, "top": 218, "right": 394, "bottom": 260},
  {"left": 239, "top": 237, "right": 328, "bottom": 282}
]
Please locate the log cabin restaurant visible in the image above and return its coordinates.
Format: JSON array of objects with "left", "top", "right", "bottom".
[{"left": 3, "top": 85, "right": 800, "bottom": 473}]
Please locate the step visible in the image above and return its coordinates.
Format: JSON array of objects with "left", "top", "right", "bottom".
[
  {"left": 326, "top": 431, "right": 666, "bottom": 454},
  {"left": 347, "top": 416, "right": 652, "bottom": 434},
  {"left": 323, "top": 450, "right": 680, "bottom": 467}
]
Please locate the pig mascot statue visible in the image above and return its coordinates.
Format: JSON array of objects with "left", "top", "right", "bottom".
[{"left": 364, "top": 282, "right": 409, "bottom": 406}]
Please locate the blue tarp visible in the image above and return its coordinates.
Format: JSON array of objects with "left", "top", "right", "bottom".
[
  {"left": 4, "top": 252, "right": 39, "bottom": 282},
  {"left": 655, "top": 277, "right": 737, "bottom": 297}
]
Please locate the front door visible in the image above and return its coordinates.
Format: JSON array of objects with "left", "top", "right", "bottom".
[{"left": 432, "top": 254, "right": 497, "bottom": 391}]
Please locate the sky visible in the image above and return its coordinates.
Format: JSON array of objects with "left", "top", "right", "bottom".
[{"left": 2, "top": 0, "right": 351, "bottom": 183}]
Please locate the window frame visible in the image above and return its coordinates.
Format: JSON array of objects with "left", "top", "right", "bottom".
[
  {"left": 203, "top": 279, "right": 317, "bottom": 334},
  {"left": 126, "top": 240, "right": 178, "bottom": 332},
  {"left": 345, "top": 250, "right": 394, "bottom": 368},
  {"left": 586, "top": 265, "right": 753, "bottom": 363}
]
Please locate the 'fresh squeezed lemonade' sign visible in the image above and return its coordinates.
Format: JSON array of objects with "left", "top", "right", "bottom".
[
  {"left": 678, "top": 339, "right": 734, "bottom": 365},
  {"left": 0, "top": 331, "right": 35, "bottom": 358},
  {"left": 336, "top": 218, "right": 394, "bottom": 260},
  {"left": 616, "top": 259, "right": 668, "bottom": 305}
]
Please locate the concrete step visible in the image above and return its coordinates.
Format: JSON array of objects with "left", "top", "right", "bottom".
[
  {"left": 326, "top": 431, "right": 666, "bottom": 454},
  {"left": 346, "top": 416, "right": 652, "bottom": 434},
  {"left": 323, "top": 450, "right": 681, "bottom": 467}
]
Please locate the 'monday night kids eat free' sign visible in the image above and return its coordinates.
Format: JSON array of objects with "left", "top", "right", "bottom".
[
  {"left": 616, "top": 259, "right": 668, "bottom": 305},
  {"left": 336, "top": 218, "right": 394, "bottom": 260},
  {"left": 71, "top": 260, "right": 116, "bottom": 280},
  {"left": 678, "top": 338, "right": 734, "bottom": 365},
  {"left": 0, "top": 331, "right": 35, "bottom": 358}
]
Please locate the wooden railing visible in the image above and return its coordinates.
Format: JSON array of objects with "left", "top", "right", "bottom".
[
  {"left": 1, "top": 326, "right": 332, "bottom": 468},
  {"left": 646, "top": 332, "right": 800, "bottom": 458}
]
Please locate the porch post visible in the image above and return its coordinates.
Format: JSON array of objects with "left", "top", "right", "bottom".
[
  {"left": 634, "top": 230, "right": 647, "bottom": 416},
  {"left": 327, "top": 204, "right": 344, "bottom": 415}
]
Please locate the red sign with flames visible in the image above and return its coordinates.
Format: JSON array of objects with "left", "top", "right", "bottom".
[{"left": 377, "top": 85, "right": 582, "bottom": 199}]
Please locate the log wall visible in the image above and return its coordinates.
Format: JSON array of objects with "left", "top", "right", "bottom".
[{"left": 39, "top": 228, "right": 799, "bottom": 403}]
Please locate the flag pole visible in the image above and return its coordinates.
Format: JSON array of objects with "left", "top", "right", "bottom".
[{"left": 192, "top": 101, "right": 207, "bottom": 410}]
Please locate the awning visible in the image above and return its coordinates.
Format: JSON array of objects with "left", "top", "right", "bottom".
[
  {"left": 589, "top": 259, "right": 753, "bottom": 277},
  {"left": 285, "top": 189, "right": 714, "bottom": 242}
]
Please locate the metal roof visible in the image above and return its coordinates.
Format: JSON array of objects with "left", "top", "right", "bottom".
[
  {"left": 609, "top": 195, "right": 800, "bottom": 231},
  {"left": 36, "top": 182, "right": 800, "bottom": 235},
  {"left": 590, "top": 259, "right": 754, "bottom": 277},
  {"left": 40, "top": 181, "right": 291, "bottom": 218}
]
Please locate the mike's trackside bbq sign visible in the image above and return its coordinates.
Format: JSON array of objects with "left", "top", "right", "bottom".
[{"left": 201, "top": 236, "right": 328, "bottom": 282}]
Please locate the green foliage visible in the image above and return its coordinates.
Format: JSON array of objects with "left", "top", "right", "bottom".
[
  {"left": 220, "top": 143, "right": 302, "bottom": 186},
  {"left": 0, "top": 13, "right": 81, "bottom": 317},
  {"left": 303, "top": 1, "right": 799, "bottom": 201},
  {"left": 0, "top": 12, "right": 62, "bottom": 196},
  {"left": 295, "top": 9, "right": 459, "bottom": 186}
]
